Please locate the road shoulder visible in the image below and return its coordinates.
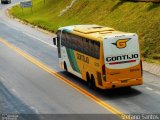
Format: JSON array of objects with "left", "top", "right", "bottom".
[{"left": 143, "top": 61, "right": 160, "bottom": 76}]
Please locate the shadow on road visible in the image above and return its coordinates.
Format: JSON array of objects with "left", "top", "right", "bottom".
[
  {"left": 58, "top": 71, "right": 142, "bottom": 100},
  {"left": 97, "top": 87, "right": 141, "bottom": 100}
]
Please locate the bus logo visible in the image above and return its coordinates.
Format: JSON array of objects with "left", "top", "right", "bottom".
[{"left": 112, "top": 38, "right": 131, "bottom": 49}]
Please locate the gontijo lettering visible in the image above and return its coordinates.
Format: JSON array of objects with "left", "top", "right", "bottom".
[{"left": 106, "top": 54, "right": 139, "bottom": 62}]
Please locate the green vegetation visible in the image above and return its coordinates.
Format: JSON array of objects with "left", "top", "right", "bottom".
[{"left": 9, "top": 0, "right": 160, "bottom": 63}]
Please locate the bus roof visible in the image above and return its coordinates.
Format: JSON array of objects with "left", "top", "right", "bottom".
[{"left": 58, "top": 25, "right": 135, "bottom": 41}]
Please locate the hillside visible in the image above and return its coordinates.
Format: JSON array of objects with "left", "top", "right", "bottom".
[{"left": 9, "top": 0, "right": 160, "bottom": 63}]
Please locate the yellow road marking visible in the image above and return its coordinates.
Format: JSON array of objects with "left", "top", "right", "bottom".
[{"left": 0, "top": 38, "right": 130, "bottom": 120}]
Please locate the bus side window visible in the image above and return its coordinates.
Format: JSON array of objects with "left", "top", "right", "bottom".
[
  {"left": 73, "top": 35, "right": 83, "bottom": 52},
  {"left": 72, "top": 35, "right": 77, "bottom": 50},
  {"left": 72, "top": 35, "right": 77, "bottom": 51},
  {"left": 61, "top": 33, "right": 66, "bottom": 46},
  {"left": 89, "top": 40, "right": 94, "bottom": 57},
  {"left": 94, "top": 42, "right": 100, "bottom": 59},
  {"left": 70, "top": 34, "right": 74, "bottom": 49},
  {"left": 69, "top": 34, "right": 73, "bottom": 49},
  {"left": 83, "top": 39, "right": 89, "bottom": 55},
  {"left": 65, "top": 33, "right": 70, "bottom": 48},
  {"left": 79, "top": 37, "right": 83, "bottom": 53}
]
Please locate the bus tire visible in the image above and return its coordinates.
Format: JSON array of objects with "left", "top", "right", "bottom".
[
  {"left": 64, "top": 62, "right": 68, "bottom": 72},
  {"left": 87, "top": 73, "right": 96, "bottom": 90},
  {"left": 86, "top": 72, "right": 90, "bottom": 85},
  {"left": 91, "top": 75, "right": 97, "bottom": 90}
]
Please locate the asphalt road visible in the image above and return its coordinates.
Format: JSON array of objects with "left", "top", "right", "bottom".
[{"left": 0, "top": 1, "right": 160, "bottom": 120}]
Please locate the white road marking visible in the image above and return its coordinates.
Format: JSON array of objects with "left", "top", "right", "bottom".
[
  {"left": 24, "top": 32, "right": 56, "bottom": 48},
  {"left": 0, "top": 76, "right": 5, "bottom": 82},
  {"left": 11, "top": 88, "right": 21, "bottom": 98},
  {"left": 30, "top": 106, "right": 39, "bottom": 114},
  {"left": 1, "top": 21, "right": 20, "bottom": 31},
  {"left": 145, "top": 87, "right": 153, "bottom": 91},
  {"left": 155, "top": 91, "right": 160, "bottom": 95},
  {"left": 1, "top": 20, "right": 56, "bottom": 48},
  {"left": 8, "top": 25, "right": 20, "bottom": 31}
]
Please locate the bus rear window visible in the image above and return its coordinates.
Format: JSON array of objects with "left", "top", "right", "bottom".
[{"left": 61, "top": 31, "right": 100, "bottom": 59}]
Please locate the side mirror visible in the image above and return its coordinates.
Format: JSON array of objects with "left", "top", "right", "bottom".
[{"left": 53, "top": 37, "right": 57, "bottom": 46}]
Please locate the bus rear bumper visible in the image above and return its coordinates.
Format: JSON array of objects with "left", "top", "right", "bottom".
[{"left": 103, "top": 78, "right": 143, "bottom": 89}]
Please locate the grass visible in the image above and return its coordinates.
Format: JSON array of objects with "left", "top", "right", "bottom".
[{"left": 9, "top": 0, "right": 160, "bottom": 63}]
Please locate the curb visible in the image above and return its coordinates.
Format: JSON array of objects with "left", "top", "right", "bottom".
[{"left": 143, "top": 61, "right": 160, "bottom": 76}]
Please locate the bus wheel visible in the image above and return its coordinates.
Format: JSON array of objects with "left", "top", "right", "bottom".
[
  {"left": 64, "top": 62, "right": 68, "bottom": 72},
  {"left": 87, "top": 74, "right": 97, "bottom": 90},
  {"left": 91, "top": 75, "right": 97, "bottom": 90}
]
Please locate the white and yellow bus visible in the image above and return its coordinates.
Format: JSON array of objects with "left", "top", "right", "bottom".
[{"left": 53, "top": 25, "right": 143, "bottom": 89}]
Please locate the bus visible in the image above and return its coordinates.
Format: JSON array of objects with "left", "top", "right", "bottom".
[{"left": 53, "top": 25, "right": 143, "bottom": 90}]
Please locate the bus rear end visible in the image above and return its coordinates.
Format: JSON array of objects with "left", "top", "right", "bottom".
[{"left": 103, "top": 33, "right": 143, "bottom": 89}]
